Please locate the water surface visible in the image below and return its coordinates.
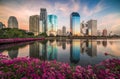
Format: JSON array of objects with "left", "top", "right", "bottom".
[{"left": 1, "top": 39, "right": 120, "bottom": 66}]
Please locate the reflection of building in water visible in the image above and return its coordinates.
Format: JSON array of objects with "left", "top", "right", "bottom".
[
  {"left": 66, "top": 39, "right": 71, "bottom": 45},
  {"left": 97, "top": 41, "right": 101, "bottom": 45},
  {"left": 56, "top": 39, "right": 62, "bottom": 46},
  {"left": 70, "top": 40, "right": 80, "bottom": 64},
  {"left": 41, "top": 44, "right": 47, "bottom": 60},
  {"left": 47, "top": 41, "right": 57, "bottom": 60},
  {"left": 109, "top": 41, "right": 113, "bottom": 45},
  {"left": 29, "top": 42, "right": 40, "bottom": 58},
  {"left": 8, "top": 48, "right": 18, "bottom": 59},
  {"left": 102, "top": 40, "right": 107, "bottom": 47},
  {"left": 62, "top": 39, "right": 66, "bottom": 50},
  {"left": 38, "top": 42, "right": 48, "bottom": 60},
  {"left": 80, "top": 40, "right": 88, "bottom": 54},
  {"left": 87, "top": 40, "right": 97, "bottom": 57}
]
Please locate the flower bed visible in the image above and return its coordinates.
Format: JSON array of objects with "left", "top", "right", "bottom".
[
  {"left": 0, "top": 38, "right": 44, "bottom": 44},
  {"left": 0, "top": 54, "right": 120, "bottom": 79}
]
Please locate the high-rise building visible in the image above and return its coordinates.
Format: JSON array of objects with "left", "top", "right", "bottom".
[
  {"left": 8, "top": 16, "right": 18, "bottom": 28},
  {"left": 70, "top": 12, "right": 80, "bottom": 36},
  {"left": 40, "top": 8, "right": 47, "bottom": 33},
  {"left": 0, "top": 22, "right": 5, "bottom": 29},
  {"left": 47, "top": 15, "right": 58, "bottom": 36},
  {"left": 87, "top": 20, "right": 97, "bottom": 36},
  {"left": 102, "top": 28, "right": 107, "bottom": 36},
  {"left": 29, "top": 15, "right": 39, "bottom": 35},
  {"left": 97, "top": 30, "right": 101, "bottom": 36},
  {"left": 81, "top": 21, "right": 88, "bottom": 36},
  {"left": 57, "top": 29, "right": 62, "bottom": 36},
  {"left": 62, "top": 26, "right": 66, "bottom": 36}
]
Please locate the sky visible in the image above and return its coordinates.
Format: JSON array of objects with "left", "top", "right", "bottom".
[{"left": 0, "top": 0, "right": 120, "bottom": 34}]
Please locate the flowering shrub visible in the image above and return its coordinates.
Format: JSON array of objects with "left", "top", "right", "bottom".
[
  {"left": 0, "top": 54, "right": 120, "bottom": 79},
  {"left": 0, "top": 38, "right": 44, "bottom": 44}
]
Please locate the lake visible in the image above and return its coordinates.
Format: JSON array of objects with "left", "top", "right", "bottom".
[{"left": 0, "top": 39, "right": 120, "bottom": 66}]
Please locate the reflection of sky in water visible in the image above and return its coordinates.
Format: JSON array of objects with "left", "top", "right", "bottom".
[{"left": 1, "top": 39, "right": 120, "bottom": 66}]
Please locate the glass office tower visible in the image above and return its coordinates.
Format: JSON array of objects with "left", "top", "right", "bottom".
[
  {"left": 47, "top": 15, "right": 58, "bottom": 36},
  {"left": 40, "top": 8, "right": 47, "bottom": 33},
  {"left": 70, "top": 12, "right": 80, "bottom": 36}
]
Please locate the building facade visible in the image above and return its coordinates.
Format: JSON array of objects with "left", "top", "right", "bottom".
[
  {"left": 87, "top": 20, "right": 97, "bottom": 36},
  {"left": 29, "top": 15, "right": 40, "bottom": 35},
  {"left": 62, "top": 26, "right": 66, "bottom": 36},
  {"left": 70, "top": 12, "right": 80, "bottom": 36},
  {"left": 8, "top": 16, "right": 18, "bottom": 28},
  {"left": 40, "top": 8, "right": 47, "bottom": 33},
  {"left": 47, "top": 15, "right": 58, "bottom": 36}
]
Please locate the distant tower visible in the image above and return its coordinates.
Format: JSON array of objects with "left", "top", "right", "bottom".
[
  {"left": 57, "top": 29, "right": 62, "bottom": 36},
  {"left": 0, "top": 22, "right": 5, "bottom": 29},
  {"left": 62, "top": 26, "right": 66, "bottom": 36},
  {"left": 70, "top": 12, "right": 80, "bottom": 36},
  {"left": 40, "top": 8, "right": 47, "bottom": 33},
  {"left": 97, "top": 30, "right": 101, "bottom": 36},
  {"left": 87, "top": 20, "right": 97, "bottom": 36},
  {"left": 81, "top": 21, "right": 88, "bottom": 36},
  {"left": 29, "top": 15, "right": 40, "bottom": 35},
  {"left": 48, "top": 15, "right": 58, "bottom": 36},
  {"left": 102, "top": 28, "right": 107, "bottom": 36},
  {"left": 8, "top": 16, "right": 18, "bottom": 28}
]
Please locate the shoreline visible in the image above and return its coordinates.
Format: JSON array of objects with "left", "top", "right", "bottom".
[
  {"left": 0, "top": 38, "right": 44, "bottom": 44},
  {"left": 45, "top": 36, "right": 120, "bottom": 40}
]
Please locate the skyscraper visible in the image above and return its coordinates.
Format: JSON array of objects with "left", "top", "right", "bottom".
[
  {"left": 47, "top": 15, "right": 58, "bottom": 36},
  {"left": 81, "top": 21, "right": 88, "bottom": 36},
  {"left": 62, "top": 26, "right": 66, "bottom": 36},
  {"left": 8, "top": 16, "right": 18, "bottom": 28},
  {"left": 57, "top": 29, "right": 62, "bottom": 36},
  {"left": 29, "top": 15, "right": 39, "bottom": 35},
  {"left": 102, "top": 28, "right": 107, "bottom": 36},
  {"left": 87, "top": 20, "right": 97, "bottom": 36},
  {"left": 40, "top": 8, "right": 47, "bottom": 33},
  {"left": 70, "top": 12, "right": 80, "bottom": 36}
]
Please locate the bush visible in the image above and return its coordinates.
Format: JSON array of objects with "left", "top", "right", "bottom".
[
  {"left": 0, "top": 28, "right": 35, "bottom": 38},
  {"left": 0, "top": 54, "right": 120, "bottom": 79},
  {"left": 38, "top": 32, "right": 48, "bottom": 37}
]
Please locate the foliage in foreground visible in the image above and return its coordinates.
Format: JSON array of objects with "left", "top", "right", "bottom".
[{"left": 0, "top": 54, "right": 120, "bottom": 79}]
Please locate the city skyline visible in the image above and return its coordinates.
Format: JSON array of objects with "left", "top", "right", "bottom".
[{"left": 0, "top": 0, "right": 120, "bottom": 34}]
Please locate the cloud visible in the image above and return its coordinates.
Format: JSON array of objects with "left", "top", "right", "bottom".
[
  {"left": 98, "top": 13, "right": 120, "bottom": 34},
  {"left": 0, "top": 0, "right": 51, "bottom": 30},
  {"left": 0, "top": 0, "right": 120, "bottom": 33},
  {"left": 81, "top": 0, "right": 104, "bottom": 16}
]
